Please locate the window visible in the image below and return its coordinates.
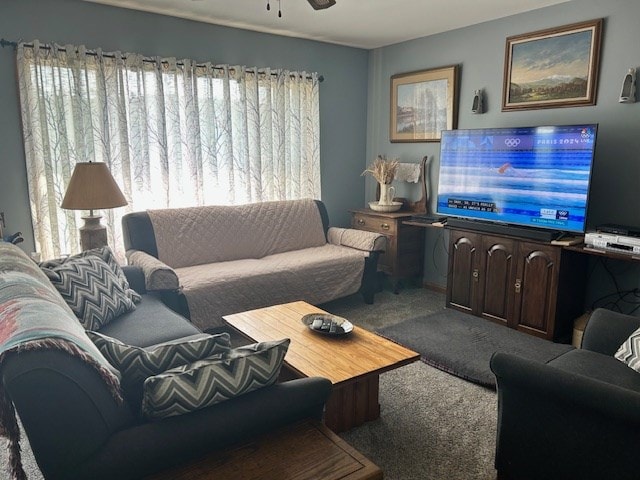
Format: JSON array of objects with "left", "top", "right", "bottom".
[{"left": 17, "top": 42, "right": 321, "bottom": 259}]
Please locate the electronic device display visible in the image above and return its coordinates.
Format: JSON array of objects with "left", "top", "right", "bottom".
[{"left": 436, "top": 124, "right": 598, "bottom": 234}]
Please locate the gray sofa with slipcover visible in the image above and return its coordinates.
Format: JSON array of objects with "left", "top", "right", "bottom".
[
  {"left": 122, "top": 198, "right": 386, "bottom": 331},
  {"left": 0, "top": 243, "right": 331, "bottom": 479},
  {"left": 491, "top": 308, "right": 640, "bottom": 480}
]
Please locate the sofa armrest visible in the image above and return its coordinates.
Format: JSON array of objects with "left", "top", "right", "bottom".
[
  {"left": 122, "top": 265, "right": 147, "bottom": 295},
  {"left": 582, "top": 308, "right": 640, "bottom": 356},
  {"left": 127, "top": 250, "right": 180, "bottom": 291},
  {"left": 3, "top": 349, "right": 135, "bottom": 479},
  {"left": 327, "top": 227, "right": 386, "bottom": 252},
  {"left": 491, "top": 352, "right": 640, "bottom": 480}
]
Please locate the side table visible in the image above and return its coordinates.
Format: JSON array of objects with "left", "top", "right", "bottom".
[
  {"left": 147, "top": 420, "right": 382, "bottom": 480},
  {"left": 350, "top": 209, "right": 424, "bottom": 292}
]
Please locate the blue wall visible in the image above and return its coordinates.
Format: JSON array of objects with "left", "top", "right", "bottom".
[
  {"left": 366, "top": 0, "right": 640, "bottom": 306},
  {"left": 0, "top": 0, "right": 369, "bottom": 251}
]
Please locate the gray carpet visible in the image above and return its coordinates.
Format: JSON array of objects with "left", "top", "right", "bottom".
[
  {"left": 2, "top": 287, "right": 499, "bottom": 480},
  {"left": 323, "top": 287, "right": 498, "bottom": 480},
  {"left": 340, "top": 362, "right": 497, "bottom": 480},
  {"left": 377, "top": 308, "right": 574, "bottom": 388}
]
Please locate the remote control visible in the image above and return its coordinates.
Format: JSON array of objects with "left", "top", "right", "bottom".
[{"left": 308, "top": 315, "right": 348, "bottom": 334}]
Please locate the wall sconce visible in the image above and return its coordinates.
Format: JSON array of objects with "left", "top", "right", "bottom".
[
  {"left": 61, "top": 162, "right": 127, "bottom": 251},
  {"left": 619, "top": 67, "right": 636, "bottom": 103},
  {"left": 471, "top": 89, "right": 484, "bottom": 114}
]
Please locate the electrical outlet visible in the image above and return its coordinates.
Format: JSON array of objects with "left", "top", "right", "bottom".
[{"left": 0, "top": 212, "right": 5, "bottom": 229}]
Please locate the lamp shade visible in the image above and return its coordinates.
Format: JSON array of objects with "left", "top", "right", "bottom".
[{"left": 61, "top": 162, "right": 127, "bottom": 210}]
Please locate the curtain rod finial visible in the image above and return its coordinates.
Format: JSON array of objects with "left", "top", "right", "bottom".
[{"left": 0, "top": 38, "right": 18, "bottom": 49}]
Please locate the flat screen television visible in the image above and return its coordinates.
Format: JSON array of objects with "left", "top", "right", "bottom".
[{"left": 436, "top": 124, "right": 598, "bottom": 237}]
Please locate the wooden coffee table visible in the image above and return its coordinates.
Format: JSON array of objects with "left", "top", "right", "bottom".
[
  {"left": 223, "top": 301, "right": 419, "bottom": 432},
  {"left": 148, "top": 420, "right": 382, "bottom": 480}
]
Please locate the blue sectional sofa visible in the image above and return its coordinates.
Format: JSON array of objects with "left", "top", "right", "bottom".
[{"left": 0, "top": 244, "right": 331, "bottom": 479}]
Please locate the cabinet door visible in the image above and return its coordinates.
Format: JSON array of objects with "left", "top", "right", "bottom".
[
  {"left": 447, "top": 230, "right": 480, "bottom": 313},
  {"left": 512, "top": 242, "right": 560, "bottom": 339},
  {"left": 478, "top": 235, "right": 516, "bottom": 327}
]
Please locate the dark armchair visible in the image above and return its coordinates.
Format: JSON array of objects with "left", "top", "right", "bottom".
[{"left": 491, "top": 308, "right": 640, "bottom": 480}]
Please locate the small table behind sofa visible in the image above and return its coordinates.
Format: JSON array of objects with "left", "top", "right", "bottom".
[
  {"left": 122, "top": 199, "right": 386, "bottom": 332},
  {"left": 147, "top": 420, "right": 383, "bottom": 480}
]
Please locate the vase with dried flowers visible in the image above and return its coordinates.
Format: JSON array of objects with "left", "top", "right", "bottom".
[{"left": 362, "top": 155, "right": 399, "bottom": 206}]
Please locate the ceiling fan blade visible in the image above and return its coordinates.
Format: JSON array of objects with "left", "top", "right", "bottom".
[{"left": 307, "top": 0, "right": 336, "bottom": 10}]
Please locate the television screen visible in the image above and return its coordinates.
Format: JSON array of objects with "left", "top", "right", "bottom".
[{"left": 436, "top": 124, "right": 598, "bottom": 234}]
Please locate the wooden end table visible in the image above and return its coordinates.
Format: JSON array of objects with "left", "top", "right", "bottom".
[
  {"left": 349, "top": 209, "right": 425, "bottom": 293},
  {"left": 147, "top": 420, "right": 382, "bottom": 480},
  {"left": 223, "top": 301, "right": 419, "bottom": 433}
]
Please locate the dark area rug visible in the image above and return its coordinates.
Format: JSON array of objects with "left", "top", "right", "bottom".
[{"left": 378, "top": 308, "right": 573, "bottom": 388}]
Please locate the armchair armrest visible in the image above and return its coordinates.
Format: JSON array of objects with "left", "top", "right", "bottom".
[
  {"left": 126, "top": 250, "right": 180, "bottom": 291},
  {"left": 582, "top": 308, "right": 640, "bottom": 356},
  {"left": 491, "top": 352, "right": 640, "bottom": 422},
  {"left": 327, "top": 227, "right": 386, "bottom": 252}
]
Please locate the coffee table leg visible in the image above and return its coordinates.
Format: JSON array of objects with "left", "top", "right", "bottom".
[{"left": 324, "top": 375, "right": 381, "bottom": 433}]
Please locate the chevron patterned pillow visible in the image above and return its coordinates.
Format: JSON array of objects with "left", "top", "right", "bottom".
[
  {"left": 40, "top": 246, "right": 141, "bottom": 304},
  {"left": 141, "top": 338, "right": 290, "bottom": 419},
  {"left": 615, "top": 327, "right": 640, "bottom": 372},
  {"left": 48, "top": 255, "right": 137, "bottom": 330},
  {"left": 87, "top": 331, "right": 231, "bottom": 387}
]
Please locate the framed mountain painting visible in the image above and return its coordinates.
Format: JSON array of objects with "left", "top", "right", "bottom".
[{"left": 502, "top": 19, "right": 602, "bottom": 111}]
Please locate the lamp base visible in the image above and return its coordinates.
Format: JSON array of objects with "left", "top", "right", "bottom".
[{"left": 80, "top": 215, "right": 108, "bottom": 251}]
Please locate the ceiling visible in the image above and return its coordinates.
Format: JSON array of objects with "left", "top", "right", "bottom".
[{"left": 82, "top": 0, "right": 570, "bottom": 49}]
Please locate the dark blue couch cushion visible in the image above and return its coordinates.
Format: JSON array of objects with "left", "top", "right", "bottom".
[
  {"left": 549, "top": 348, "right": 640, "bottom": 391},
  {"left": 99, "top": 294, "right": 200, "bottom": 347}
]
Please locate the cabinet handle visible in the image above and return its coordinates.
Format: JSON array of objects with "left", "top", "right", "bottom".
[
  {"left": 515, "top": 279, "right": 521, "bottom": 293},
  {"left": 472, "top": 269, "right": 479, "bottom": 282},
  {"left": 381, "top": 223, "right": 390, "bottom": 230},
  {"left": 357, "top": 219, "right": 365, "bottom": 225}
]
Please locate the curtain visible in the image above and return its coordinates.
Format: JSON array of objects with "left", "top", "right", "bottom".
[{"left": 16, "top": 41, "right": 321, "bottom": 260}]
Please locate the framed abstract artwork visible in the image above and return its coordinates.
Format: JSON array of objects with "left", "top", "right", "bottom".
[
  {"left": 502, "top": 19, "right": 603, "bottom": 111},
  {"left": 390, "top": 65, "right": 459, "bottom": 142}
]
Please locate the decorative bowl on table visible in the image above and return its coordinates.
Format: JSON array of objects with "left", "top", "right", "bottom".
[
  {"left": 302, "top": 313, "right": 354, "bottom": 336},
  {"left": 369, "top": 201, "right": 402, "bottom": 212}
]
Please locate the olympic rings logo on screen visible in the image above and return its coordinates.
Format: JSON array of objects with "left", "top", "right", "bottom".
[{"left": 504, "top": 138, "right": 521, "bottom": 147}]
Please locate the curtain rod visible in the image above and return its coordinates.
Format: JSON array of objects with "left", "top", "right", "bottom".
[{"left": 0, "top": 38, "right": 324, "bottom": 82}]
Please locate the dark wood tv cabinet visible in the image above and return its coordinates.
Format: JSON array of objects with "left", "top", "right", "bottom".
[{"left": 446, "top": 227, "right": 588, "bottom": 342}]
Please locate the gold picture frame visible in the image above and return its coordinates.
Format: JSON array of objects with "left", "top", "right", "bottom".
[
  {"left": 502, "top": 19, "right": 603, "bottom": 111},
  {"left": 390, "top": 65, "right": 459, "bottom": 142}
]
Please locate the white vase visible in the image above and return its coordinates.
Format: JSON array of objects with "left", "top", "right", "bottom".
[{"left": 379, "top": 183, "right": 396, "bottom": 205}]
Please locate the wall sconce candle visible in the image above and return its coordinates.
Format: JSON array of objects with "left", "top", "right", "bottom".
[
  {"left": 619, "top": 68, "right": 636, "bottom": 103},
  {"left": 471, "top": 89, "right": 484, "bottom": 114}
]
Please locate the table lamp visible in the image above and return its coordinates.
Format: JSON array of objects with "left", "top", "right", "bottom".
[{"left": 61, "top": 162, "right": 127, "bottom": 251}]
